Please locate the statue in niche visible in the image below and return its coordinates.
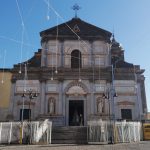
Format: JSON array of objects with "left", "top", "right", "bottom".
[
  {"left": 79, "top": 114, "right": 83, "bottom": 126},
  {"left": 48, "top": 99, "right": 55, "bottom": 115},
  {"left": 72, "top": 109, "right": 79, "bottom": 125},
  {"left": 97, "top": 99, "right": 104, "bottom": 114}
]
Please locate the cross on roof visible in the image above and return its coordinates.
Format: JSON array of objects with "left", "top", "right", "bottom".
[{"left": 72, "top": 4, "right": 81, "bottom": 18}]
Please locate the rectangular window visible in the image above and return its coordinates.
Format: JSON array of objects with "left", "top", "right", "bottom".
[
  {"left": 20, "top": 109, "right": 31, "bottom": 121},
  {"left": 121, "top": 109, "right": 132, "bottom": 120}
]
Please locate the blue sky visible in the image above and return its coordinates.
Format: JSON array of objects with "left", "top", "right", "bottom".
[{"left": 0, "top": 0, "right": 150, "bottom": 111}]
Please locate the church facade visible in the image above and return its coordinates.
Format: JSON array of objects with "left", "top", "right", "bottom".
[{"left": 7, "top": 17, "right": 147, "bottom": 126}]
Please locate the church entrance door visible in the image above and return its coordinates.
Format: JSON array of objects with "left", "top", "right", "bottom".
[{"left": 69, "top": 100, "right": 84, "bottom": 126}]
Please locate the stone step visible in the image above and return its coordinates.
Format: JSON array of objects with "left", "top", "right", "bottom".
[
  {"left": 52, "top": 126, "right": 87, "bottom": 144},
  {"left": 52, "top": 139, "right": 87, "bottom": 144},
  {"left": 52, "top": 126, "right": 87, "bottom": 132}
]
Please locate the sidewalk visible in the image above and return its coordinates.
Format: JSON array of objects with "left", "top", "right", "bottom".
[{"left": 0, "top": 142, "right": 150, "bottom": 150}]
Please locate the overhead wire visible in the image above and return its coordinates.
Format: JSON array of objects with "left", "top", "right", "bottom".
[
  {"left": 0, "top": 0, "right": 110, "bottom": 84},
  {"left": 46, "top": 0, "right": 50, "bottom": 20},
  {"left": 0, "top": 0, "right": 108, "bottom": 75},
  {"left": 16, "top": 0, "right": 25, "bottom": 74},
  {"left": 0, "top": 35, "right": 34, "bottom": 48},
  {"left": 99, "top": 56, "right": 101, "bottom": 85},
  {"left": 51, "top": 48, "right": 54, "bottom": 80},
  {"left": 78, "top": 39, "right": 81, "bottom": 82},
  {"left": 43, "top": 0, "right": 80, "bottom": 39},
  {"left": 19, "top": 25, "right": 25, "bottom": 74},
  {"left": 42, "top": 0, "right": 108, "bottom": 85},
  {"left": 55, "top": 15, "right": 59, "bottom": 74},
  {"left": 15, "top": 0, "right": 36, "bottom": 75},
  {"left": 16, "top": 0, "right": 24, "bottom": 27}
]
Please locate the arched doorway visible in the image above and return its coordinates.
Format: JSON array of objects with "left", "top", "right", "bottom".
[
  {"left": 71, "top": 50, "right": 82, "bottom": 68},
  {"left": 65, "top": 83, "right": 87, "bottom": 126}
]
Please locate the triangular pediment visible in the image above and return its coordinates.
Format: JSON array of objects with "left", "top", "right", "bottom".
[{"left": 40, "top": 18, "right": 111, "bottom": 41}]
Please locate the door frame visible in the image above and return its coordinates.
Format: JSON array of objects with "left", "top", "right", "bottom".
[
  {"left": 69, "top": 100, "right": 84, "bottom": 126},
  {"left": 66, "top": 96, "right": 87, "bottom": 126}
]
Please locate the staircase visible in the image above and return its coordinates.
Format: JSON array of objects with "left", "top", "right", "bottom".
[{"left": 52, "top": 126, "right": 87, "bottom": 144}]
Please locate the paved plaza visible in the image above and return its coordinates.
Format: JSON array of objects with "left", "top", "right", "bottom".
[{"left": 0, "top": 142, "right": 150, "bottom": 150}]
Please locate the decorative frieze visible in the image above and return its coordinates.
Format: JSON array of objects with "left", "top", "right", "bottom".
[
  {"left": 15, "top": 80, "right": 40, "bottom": 93},
  {"left": 95, "top": 84, "right": 105, "bottom": 92},
  {"left": 17, "top": 101, "right": 35, "bottom": 106},
  {"left": 117, "top": 101, "right": 135, "bottom": 106},
  {"left": 16, "top": 86, "right": 39, "bottom": 93},
  {"left": 47, "top": 83, "right": 58, "bottom": 92},
  {"left": 115, "top": 86, "right": 135, "bottom": 94}
]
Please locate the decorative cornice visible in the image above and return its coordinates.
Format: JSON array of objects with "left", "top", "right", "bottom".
[
  {"left": 17, "top": 101, "right": 35, "bottom": 106},
  {"left": 117, "top": 101, "right": 135, "bottom": 106}
]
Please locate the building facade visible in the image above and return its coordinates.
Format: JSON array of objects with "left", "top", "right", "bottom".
[
  {"left": 0, "top": 70, "right": 12, "bottom": 121},
  {"left": 6, "top": 18, "right": 147, "bottom": 125}
]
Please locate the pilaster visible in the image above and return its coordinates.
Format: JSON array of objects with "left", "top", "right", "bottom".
[
  {"left": 90, "top": 80, "right": 95, "bottom": 114},
  {"left": 41, "top": 42, "right": 47, "bottom": 67},
  {"left": 8, "top": 82, "right": 16, "bottom": 119},
  {"left": 58, "top": 80, "right": 63, "bottom": 114},
  {"left": 40, "top": 80, "right": 46, "bottom": 114},
  {"left": 60, "top": 41, "right": 64, "bottom": 67}
]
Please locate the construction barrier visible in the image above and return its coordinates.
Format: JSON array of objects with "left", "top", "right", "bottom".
[
  {"left": 0, "top": 120, "right": 52, "bottom": 144},
  {"left": 115, "top": 121, "right": 141, "bottom": 143},
  {"left": 87, "top": 120, "right": 111, "bottom": 144},
  {"left": 87, "top": 120, "right": 141, "bottom": 144}
]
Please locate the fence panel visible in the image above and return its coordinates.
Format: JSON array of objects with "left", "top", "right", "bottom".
[
  {"left": 87, "top": 120, "right": 110, "bottom": 144},
  {"left": 87, "top": 120, "right": 141, "bottom": 144},
  {"left": 115, "top": 121, "right": 141, "bottom": 143},
  {"left": 0, "top": 120, "right": 52, "bottom": 144}
]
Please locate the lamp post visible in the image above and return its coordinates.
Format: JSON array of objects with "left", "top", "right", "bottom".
[
  {"left": 102, "top": 64, "right": 118, "bottom": 144},
  {"left": 22, "top": 89, "right": 38, "bottom": 144},
  {"left": 102, "top": 87, "right": 117, "bottom": 144}
]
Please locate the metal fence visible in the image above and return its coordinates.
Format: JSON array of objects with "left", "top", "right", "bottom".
[
  {"left": 0, "top": 119, "right": 52, "bottom": 144},
  {"left": 87, "top": 120, "right": 141, "bottom": 144}
]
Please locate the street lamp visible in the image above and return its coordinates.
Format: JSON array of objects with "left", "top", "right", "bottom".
[
  {"left": 22, "top": 89, "right": 38, "bottom": 120},
  {"left": 102, "top": 88, "right": 117, "bottom": 120},
  {"left": 102, "top": 89, "right": 117, "bottom": 144},
  {"left": 102, "top": 64, "right": 118, "bottom": 144},
  {"left": 22, "top": 89, "right": 38, "bottom": 144}
]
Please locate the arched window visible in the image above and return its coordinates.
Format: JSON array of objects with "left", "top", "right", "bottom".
[{"left": 71, "top": 50, "right": 82, "bottom": 68}]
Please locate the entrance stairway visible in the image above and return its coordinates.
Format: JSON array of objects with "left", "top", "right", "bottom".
[{"left": 51, "top": 126, "right": 87, "bottom": 144}]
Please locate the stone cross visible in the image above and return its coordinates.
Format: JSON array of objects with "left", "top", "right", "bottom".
[{"left": 72, "top": 4, "right": 81, "bottom": 18}]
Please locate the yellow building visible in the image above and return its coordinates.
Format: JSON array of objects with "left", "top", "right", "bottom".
[{"left": 0, "top": 70, "right": 12, "bottom": 121}]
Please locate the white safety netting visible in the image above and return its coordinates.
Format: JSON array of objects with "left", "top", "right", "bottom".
[
  {"left": 115, "top": 121, "right": 141, "bottom": 143},
  {"left": 87, "top": 120, "right": 141, "bottom": 144},
  {"left": 0, "top": 119, "right": 52, "bottom": 144}
]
